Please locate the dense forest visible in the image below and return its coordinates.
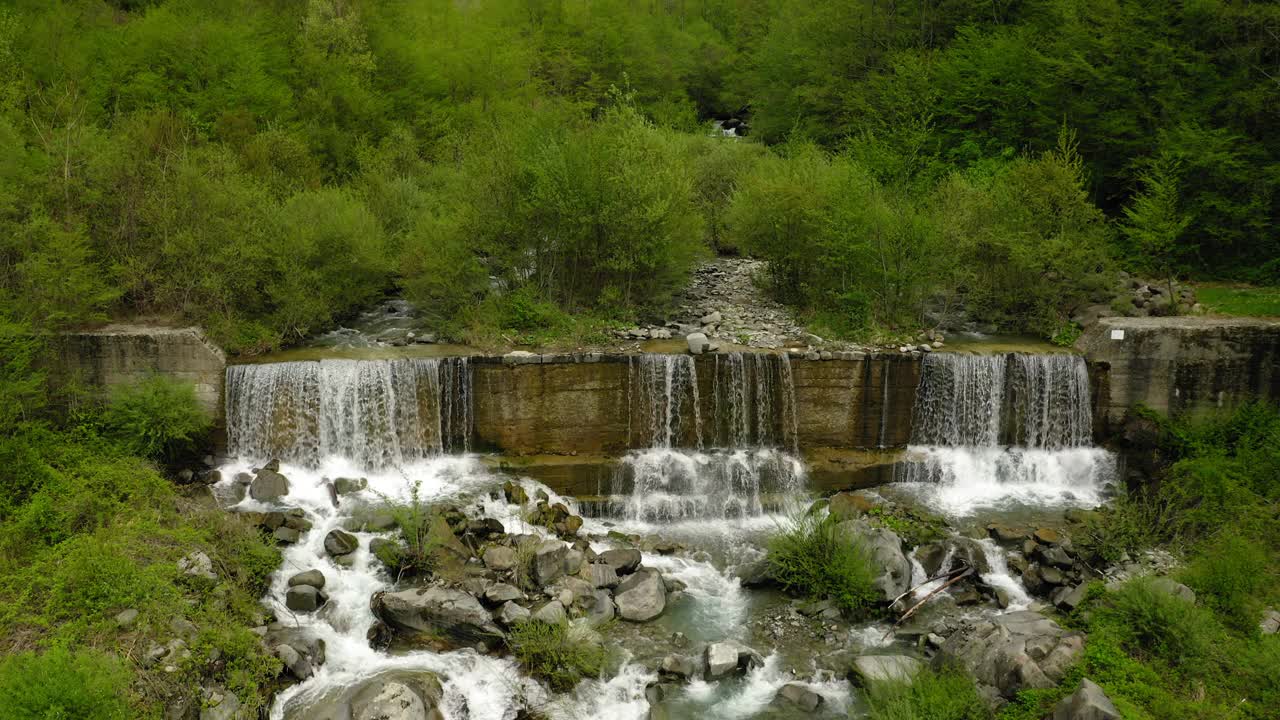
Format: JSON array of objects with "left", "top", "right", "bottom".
[{"left": 0, "top": 0, "right": 1276, "bottom": 357}]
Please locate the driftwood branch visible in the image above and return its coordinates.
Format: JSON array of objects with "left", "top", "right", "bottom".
[
  {"left": 883, "top": 566, "right": 974, "bottom": 641},
  {"left": 889, "top": 565, "right": 970, "bottom": 609}
]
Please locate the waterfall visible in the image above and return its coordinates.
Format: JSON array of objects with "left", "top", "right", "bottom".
[
  {"left": 225, "top": 358, "right": 471, "bottom": 469},
  {"left": 615, "top": 352, "right": 806, "bottom": 521},
  {"left": 897, "top": 352, "right": 1114, "bottom": 513}
]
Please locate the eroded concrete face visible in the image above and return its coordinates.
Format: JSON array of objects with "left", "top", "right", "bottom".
[{"left": 1077, "top": 316, "right": 1280, "bottom": 431}]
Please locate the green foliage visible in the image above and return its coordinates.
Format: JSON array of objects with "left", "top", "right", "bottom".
[
  {"left": 376, "top": 480, "right": 440, "bottom": 579},
  {"left": 1122, "top": 154, "right": 1191, "bottom": 304},
  {"left": 0, "top": 429, "right": 281, "bottom": 715},
  {"left": 862, "top": 666, "right": 990, "bottom": 720},
  {"left": 0, "top": 646, "right": 132, "bottom": 720},
  {"left": 100, "top": 376, "right": 210, "bottom": 462},
  {"left": 767, "top": 511, "right": 879, "bottom": 618},
  {"left": 507, "top": 619, "right": 606, "bottom": 692}
]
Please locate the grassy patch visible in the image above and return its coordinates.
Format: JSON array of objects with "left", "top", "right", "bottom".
[
  {"left": 767, "top": 512, "right": 880, "bottom": 618},
  {"left": 1195, "top": 284, "right": 1280, "bottom": 317},
  {"left": 507, "top": 620, "right": 606, "bottom": 692},
  {"left": 862, "top": 667, "right": 990, "bottom": 720},
  {"left": 0, "top": 429, "right": 281, "bottom": 717}
]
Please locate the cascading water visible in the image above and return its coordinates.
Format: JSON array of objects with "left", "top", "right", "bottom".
[
  {"left": 895, "top": 352, "right": 1115, "bottom": 514},
  {"left": 614, "top": 353, "right": 807, "bottom": 523},
  {"left": 225, "top": 357, "right": 471, "bottom": 469}
]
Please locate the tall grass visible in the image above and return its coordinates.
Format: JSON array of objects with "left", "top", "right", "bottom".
[{"left": 767, "top": 511, "right": 879, "bottom": 618}]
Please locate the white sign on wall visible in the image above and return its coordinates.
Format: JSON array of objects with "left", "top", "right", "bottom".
[{"left": 1110, "top": 329, "right": 1125, "bottom": 340}]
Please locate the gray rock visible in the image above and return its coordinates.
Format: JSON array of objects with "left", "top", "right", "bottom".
[
  {"left": 273, "top": 643, "right": 313, "bottom": 680},
  {"left": 496, "top": 601, "right": 531, "bottom": 627},
  {"left": 934, "top": 611, "right": 1084, "bottom": 702},
  {"left": 837, "top": 519, "right": 911, "bottom": 601},
  {"left": 1052, "top": 678, "right": 1120, "bottom": 720},
  {"left": 199, "top": 688, "right": 241, "bottom": 720},
  {"left": 531, "top": 600, "right": 567, "bottom": 625},
  {"left": 705, "top": 642, "right": 741, "bottom": 678},
  {"left": 583, "top": 562, "right": 621, "bottom": 589},
  {"left": 250, "top": 469, "right": 290, "bottom": 501},
  {"left": 324, "top": 529, "right": 359, "bottom": 557},
  {"left": 614, "top": 568, "right": 666, "bottom": 622},
  {"left": 1261, "top": 608, "right": 1280, "bottom": 635},
  {"left": 699, "top": 311, "right": 722, "bottom": 325},
  {"left": 586, "top": 590, "right": 615, "bottom": 628},
  {"left": 1148, "top": 577, "right": 1195, "bottom": 604},
  {"left": 286, "top": 585, "right": 327, "bottom": 613},
  {"left": 1052, "top": 584, "right": 1089, "bottom": 612},
  {"left": 352, "top": 681, "right": 426, "bottom": 720},
  {"left": 599, "top": 548, "right": 643, "bottom": 574},
  {"left": 483, "top": 583, "right": 524, "bottom": 605},
  {"left": 533, "top": 540, "right": 568, "bottom": 586},
  {"left": 178, "top": 551, "right": 216, "bottom": 581},
  {"left": 333, "top": 477, "right": 367, "bottom": 495},
  {"left": 563, "top": 548, "right": 585, "bottom": 575},
  {"left": 115, "top": 608, "right": 139, "bottom": 629},
  {"left": 850, "top": 655, "right": 922, "bottom": 686},
  {"left": 686, "top": 332, "right": 710, "bottom": 355},
  {"left": 660, "top": 654, "right": 697, "bottom": 680},
  {"left": 372, "top": 586, "right": 502, "bottom": 645},
  {"left": 273, "top": 526, "right": 301, "bottom": 544},
  {"left": 288, "top": 569, "right": 326, "bottom": 590},
  {"left": 777, "top": 682, "right": 824, "bottom": 712}
]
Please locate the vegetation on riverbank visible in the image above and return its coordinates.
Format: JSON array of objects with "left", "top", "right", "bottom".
[
  {"left": 766, "top": 511, "right": 879, "bottom": 618},
  {"left": 1194, "top": 285, "right": 1280, "bottom": 318},
  {"left": 0, "top": 358, "right": 282, "bottom": 717},
  {"left": 0, "top": 1, "right": 1275, "bottom": 350}
]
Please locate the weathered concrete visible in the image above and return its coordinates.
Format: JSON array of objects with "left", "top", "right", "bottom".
[
  {"left": 1077, "top": 317, "right": 1280, "bottom": 432},
  {"left": 52, "top": 325, "right": 226, "bottom": 417},
  {"left": 468, "top": 353, "right": 920, "bottom": 455}
]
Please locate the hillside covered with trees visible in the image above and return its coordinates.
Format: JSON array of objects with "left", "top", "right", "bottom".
[{"left": 0, "top": 0, "right": 1276, "bottom": 356}]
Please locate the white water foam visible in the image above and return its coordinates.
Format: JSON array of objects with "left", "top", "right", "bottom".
[{"left": 895, "top": 445, "right": 1115, "bottom": 515}]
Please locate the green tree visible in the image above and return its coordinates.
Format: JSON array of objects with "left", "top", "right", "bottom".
[{"left": 1122, "top": 154, "right": 1191, "bottom": 311}]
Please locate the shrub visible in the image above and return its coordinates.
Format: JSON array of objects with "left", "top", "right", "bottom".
[
  {"left": 1095, "top": 578, "right": 1220, "bottom": 672},
  {"left": 376, "top": 480, "right": 440, "bottom": 579},
  {"left": 1180, "top": 532, "right": 1270, "bottom": 632},
  {"left": 507, "top": 620, "right": 606, "bottom": 692},
  {"left": 767, "top": 511, "right": 879, "bottom": 618},
  {"left": 862, "top": 666, "right": 990, "bottom": 720},
  {"left": 0, "top": 646, "right": 132, "bottom": 720},
  {"left": 100, "top": 376, "right": 210, "bottom": 462}
]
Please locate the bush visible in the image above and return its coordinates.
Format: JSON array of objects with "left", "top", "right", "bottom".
[
  {"left": 1095, "top": 578, "right": 1220, "bottom": 671},
  {"left": 507, "top": 620, "right": 606, "bottom": 692},
  {"left": 863, "top": 666, "right": 990, "bottom": 720},
  {"left": 767, "top": 511, "right": 879, "bottom": 618},
  {"left": 1180, "top": 532, "right": 1270, "bottom": 632},
  {"left": 100, "top": 376, "right": 210, "bottom": 462},
  {"left": 0, "top": 646, "right": 132, "bottom": 720}
]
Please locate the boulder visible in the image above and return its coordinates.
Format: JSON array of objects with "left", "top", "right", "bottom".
[
  {"left": 599, "top": 548, "right": 643, "bottom": 575},
  {"left": 837, "top": 519, "right": 911, "bottom": 601},
  {"left": 734, "top": 558, "right": 776, "bottom": 588},
  {"left": 934, "top": 611, "right": 1084, "bottom": 702},
  {"left": 483, "top": 546, "right": 518, "bottom": 572},
  {"left": 333, "top": 477, "right": 367, "bottom": 495},
  {"left": 531, "top": 600, "right": 567, "bottom": 625},
  {"left": 199, "top": 688, "right": 241, "bottom": 720},
  {"left": 496, "top": 601, "right": 531, "bottom": 627},
  {"left": 828, "top": 492, "right": 876, "bottom": 521},
  {"left": 324, "top": 529, "right": 359, "bottom": 557},
  {"left": 115, "top": 608, "right": 139, "bottom": 629},
  {"left": 1261, "top": 608, "right": 1280, "bottom": 635},
  {"left": 288, "top": 569, "right": 326, "bottom": 589},
  {"left": 699, "top": 311, "right": 722, "bottom": 325},
  {"left": 250, "top": 469, "right": 290, "bottom": 501},
  {"left": 273, "top": 643, "right": 314, "bottom": 680},
  {"left": 850, "top": 655, "right": 922, "bottom": 686},
  {"left": 585, "top": 590, "right": 615, "bottom": 628},
  {"left": 372, "top": 586, "right": 502, "bottom": 645},
  {"left": 686, "top": 332, "right": 710, "bottom": 355},
  {"left": 614, "top": 568, "right": 666, "bottom": 622},
  {"left": 582, "top": 562, "right": 620, "bottom": 589},
  {"left": 1052, "top": 584, "right": 1089, "bottom": 612},
  {"left": 352, "top": 681, "right": 427, "bottom": 720},
  {"left": 483, "top": 583, "right": 524, "bottom": 605},
  {"left": 1148, "top": 577, "right": 1196, "bottom": 604},
  {"left": 659, "top": 654, "right": 697, "bottom": 680},
  {"left": 705, "top": 642, "right": 741, "bottom": 679},
  {"left": 286, "top": 585, "right": 327, "bottom": 613},
  {"left": 531, "top": 540, "right": 568, "bottom": 586},
  {"left": 178, "top": 551, "right": 217, "bottom": 581},
  {"left": 776, "top": 683, "right": 824, "bottom": 712},
  {"left": 1052, "top": 678, "right": 1120, "bottom": 720}
]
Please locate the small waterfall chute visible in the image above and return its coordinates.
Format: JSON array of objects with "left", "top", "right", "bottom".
[
  {"left": 896, "top": 352, "right": 1114, "bottom": 513},
  {"left": 225, "top": 357, "right": 472, "bottom": 469}
]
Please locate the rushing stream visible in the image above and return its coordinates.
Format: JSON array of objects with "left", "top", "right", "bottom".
[{"left": 213, "top": 349, "right": 1112, "bottom": 719}]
